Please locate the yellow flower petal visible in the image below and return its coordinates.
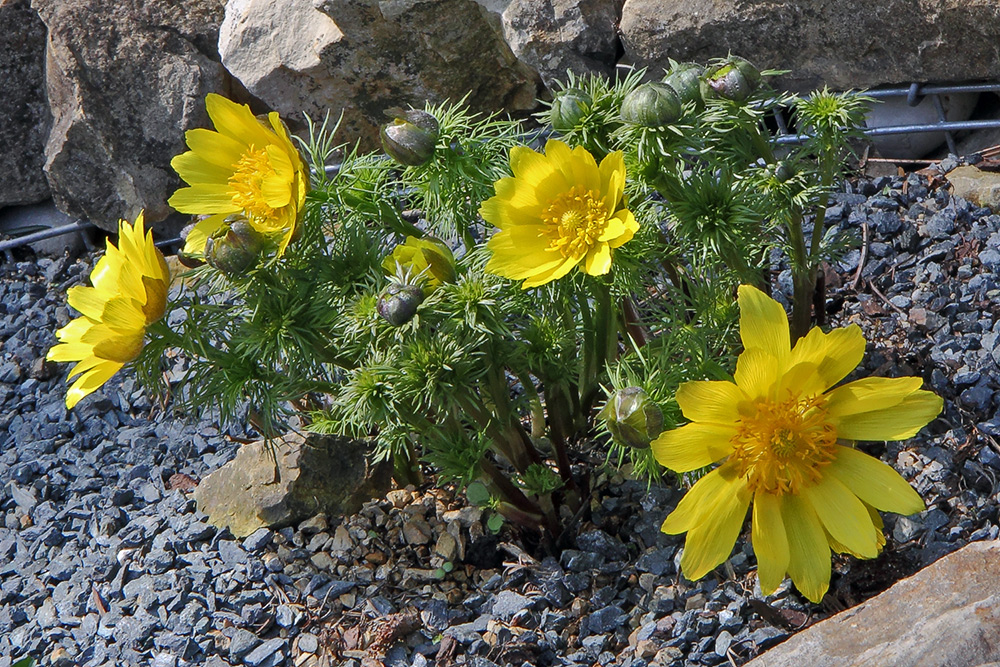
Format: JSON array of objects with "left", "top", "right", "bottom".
[
  {"left": 583, "top": 243, "right": 612, "bottom": 275},
  {"left": 733, "top": 347, "right": 779, "bottom": 401},
  {"left": 597, "top": 215, "right": 627, "bottom": 242},
  {"left": 652, "top": 422, "right": 737, "bottom": 472},
  {"left": 47, "top": 341, "right": 96, "bottom": 363},
  {"left": 182, "top": 214, "right": 227, "bottom": 256},
  {"left": 90, "top": 245, "right": 125, "bottom": 293},
  {"left": 780, "top": 493, "right": 830, "bottom": 603},
  {"left": 607, "top": 210, "right": 638, "bottom": 248},
  {"left": 168, "top": 184, "right": 241, "bottom": 215},
  {"left": 752, "top": 492, "right": 789, "bottom": 595},
  {"left": 170, "top": 151, "right": 234, "bottom": 186},
  {"left": 546, "top": 139, "right": 599, "bottom": 193},
  {"left": 485, "top": 234, "right": 564, "bottom": 279},
  {"left": 825, "top": 376, "right": 924, "bottom": 418},
  {"left": 737, "top": 285, "right": 790, "bottom": 363},
  {"left": 261, "top": 173, "right": 293, "bottom": 209},
  {"left": 181, "top": 128, "right": 247, "bottom": 169},
  {"left": 65, "top": 360, "right": 123, "bottom": 409},
  {"left": 827, "top": 446, "right": 925, "bottom": 515},
  {"left": 67, "top": 286, "right": 109, "bottom": 321},
  {"left": 492, "top": 176, "right": 543, "bottom": 214},
  {"left": 598, "top": 150, "right": 626, "bottom": 214},
  {"left": 775, "top": 361, "right": 826, "bottom": 399},
  {"left": 141, "top": 275, "right": 169, "bottom": 324},
  {"left": 675, "top": 380, "right": 746, "bottom": 424},
  {"left": 205, "top": 93, "right": 276, "bottom": 150},
  {"left": 510, "top": 144, "right": 562, "bottom": 190},
  {"left": 788, "top": 324, "right": 865, "bottom": 389},
  {"left": 661, "top": 461, "right": 741, "bottom": 534},
  {"left": 520, "top": 257, "right": 578, "bottom": 289},
  {"left": 100, "top": 297, "right": 147, "bottom": 334},
  {"left": 802, "top": 475, "right": 879, "bottom": 559},
  {"left": 679, "top": 468, "right": 751, "bottom": 581},
  {"left": 832, "top": 391, "right": 942, "bottom": 441},
  {"left": 52, "top": 317, "right": 94, "bottom": 343}
]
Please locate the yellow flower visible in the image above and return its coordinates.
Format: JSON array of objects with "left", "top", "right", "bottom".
[
  {"left": 481, "top": 139, "right": 638, "bottom": 288},
  {"left": 47, "top": 213, "right": 170, "bottom": 409},
  {"left": 652, "top": 285, "right": 942, "bottom": 602},
  {"left": 168, "top": 94, "right": 308, "bottom": 257},
  {"left": 382, "top": 236, "right": 456, "bottom": 293}
]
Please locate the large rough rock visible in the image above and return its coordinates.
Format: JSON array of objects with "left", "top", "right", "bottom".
[
  {"left": 500, "top": 0, "right": 622, "bottom": 87},
  {"left": 620, "top": 0, "right": 1000, "bottom": 92},
  {"left": 747, "top": 540, "right": 1000, "bottom": 667},
  {"left": 219, "top": 0, "right": 540, "bottom": 148},
  {"left": 32, "top": 0, "right": 228, "bottom": 231},
  {"left": 193, "top": 432, "right": 392, "bottom": 538},
  {"left": 0, "top": 0, "right": 50, "bottom": 207}
]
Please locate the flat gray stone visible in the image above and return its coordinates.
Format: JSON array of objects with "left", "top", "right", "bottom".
[{"left": 747, "top": 540, "right": 1000, "bottom": 667}]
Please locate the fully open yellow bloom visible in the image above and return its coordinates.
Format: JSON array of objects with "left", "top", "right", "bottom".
[
  {"left": 168, "top": 94, "right": 308, "bottom": 257},
  {"left": 653, "top": 285, "right": 942, "bottom": 602},
  {"left": 481, "top": 139, "right": 638, "bottom": 288},
  {"left": 47, "top": 213, "right": 170, "bottom": 409}
]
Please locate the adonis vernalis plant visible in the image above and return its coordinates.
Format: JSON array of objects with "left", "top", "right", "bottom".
[
  {"left": 653, "top": 286, "right": 942, "bottom": 602},
  {"left": 43, "top": 55, "right": 941, "bottom": 596},
  {"left": 47, "top": 213, "right": 170, "bottom": 408}
]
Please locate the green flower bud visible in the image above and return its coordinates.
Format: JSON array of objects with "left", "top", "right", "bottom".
[
  {"left": 620, "top": 82, "right": 682, "bottom": 128},
  {"left": 204, "top": 216, "right": 266, "bottom": 277},
  {"left": 701, "top": 56, "right": 762, "bottom": 102},
  {"left": 598, "top": 387, "right": 663, "bottom": 449},
  {"left": 663, "top": 62, "right": 705, "bottom": 107},
  {"left": 377, "top": 282, "right": 424, "bottom": 326},
  {"left": 773, "top": 160, "right": 794, "bottom": 183},
  {"left": 382, "top": 236, "right": 457, "bottom": 294},
  {"left": 381, "top": 110, "right": 440, "bottom": 166},
  {"left": 550, "top": 88, "right": 592, "bottom": 133}
]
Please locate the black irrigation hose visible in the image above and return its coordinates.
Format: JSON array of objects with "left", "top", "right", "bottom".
[{"left": 0, "top": 219, "right": 183, "bottom": 260}]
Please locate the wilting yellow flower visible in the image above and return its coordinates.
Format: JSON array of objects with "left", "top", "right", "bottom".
[
  {"left": 168, "top": 94, "right": 308, "bottom": 257},
  {"left": 653, "top": 285, "right": 942, "bottom": 602},
  {"left": 481, "top": 139, "right": 638, "bottom": 288},
  {"left": 47, "top": 213, "right": 170, "bottom": 409},
  {"left": 382, "top": 236, "right": 456, "bottom": 293}
]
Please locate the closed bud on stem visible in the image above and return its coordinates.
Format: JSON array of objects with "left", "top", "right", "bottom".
[
  {"left": 663, "top": 62, "right": 705, "bottom": 107},
  {"left": 377, "top": 281, "right": 424, "bottom": 326},
  {"left": 381, "top": 110, "right": 440, "bottom": 166},
  {"left": 772, "top": 160, "right": 794, "bottom": 183},
  {"left": 701, "top": 56, "right": 762, "bottom": 102},
  {"left": 549, "top": 88, "right": 592, "bottom": 133},
  {"left": 204, "top": 216, "right": 266, "bottom": 277},
  {"left": 620, "top": 82, "right": 682, "bottom": 128},
  {"left": 598, "top": 387, "right": 664, "bottom": 449}
]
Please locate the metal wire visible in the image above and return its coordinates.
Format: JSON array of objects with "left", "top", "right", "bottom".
[{"left": 777, "top": 81, "right": 1000, "bottom": 146}]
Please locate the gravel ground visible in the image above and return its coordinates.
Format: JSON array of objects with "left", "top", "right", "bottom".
[{"left": 3, "top": 159, "right": 1000, "bottom": 667}]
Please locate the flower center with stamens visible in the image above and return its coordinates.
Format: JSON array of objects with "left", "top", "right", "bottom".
[
  {"left": 730, "top": 395, "right": 837, "bottom": 495},
  {"left": 228, "top": 147, "right": 278, "bottom": 224},
  {"left": 541, "top": 185, "right": 608, "bottom": 258}
]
